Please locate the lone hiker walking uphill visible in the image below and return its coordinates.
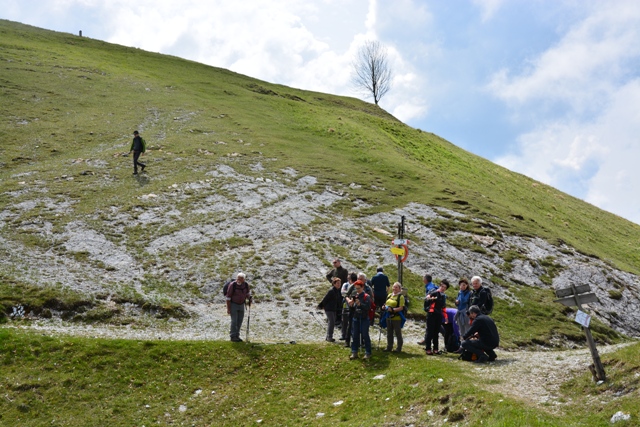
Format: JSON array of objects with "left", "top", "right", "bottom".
[{"left": 129, "top": 130, "right": 147, "bottom": 175}]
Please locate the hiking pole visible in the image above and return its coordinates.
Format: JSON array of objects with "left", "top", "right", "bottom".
[
  {"left": 245, "top": 301, "right": 251, "bottom": 343},
  {"left": 377, "top": 325, "right": 382, "bottom": 350},
  {"left": 309, "top": 311, "right": 326, "bottom": 329}
]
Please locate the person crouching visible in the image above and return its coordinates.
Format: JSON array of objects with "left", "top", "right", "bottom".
[{"left": 460, "top": 305, "right": 499, "bottom": 362}]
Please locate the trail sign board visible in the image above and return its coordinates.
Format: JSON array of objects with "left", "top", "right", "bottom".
[
  {"left": 553, "top": 283, "right": 606, "bottom": 381},
  {"left": 553, "top": 292, "right": 598, "bottom": 306},
  {"left": 390, "top": 247, "right": 406, "bottom": 256},
  {"left": 575, "top": 310, "right": 591, "bottom": 328},
  {"left": 555, "top": 284, "right": 592, "bottom": 298}
]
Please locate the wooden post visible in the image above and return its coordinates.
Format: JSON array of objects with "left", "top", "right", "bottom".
[{"left": 570, "top": 284, "right": 606, "bottom": 381}]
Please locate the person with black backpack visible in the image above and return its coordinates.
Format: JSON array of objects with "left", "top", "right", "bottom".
[
  {"left": 469, "top": 276, "right": 493, "bottom": 315},
  {"left": 129, "top": 130, "right": 147, "bottom": 175},
  {"left": 423, "top": 280, "right": 449, "bottom": 355},
  {"left": 225, "top": 272, "right": 251, "bottom": 342}
]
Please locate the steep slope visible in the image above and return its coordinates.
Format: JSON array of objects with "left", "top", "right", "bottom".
[{"left": 1, "top": 20, "right": 639, "bottom": 342}]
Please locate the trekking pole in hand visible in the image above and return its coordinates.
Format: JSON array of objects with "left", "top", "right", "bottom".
[{"left": 245, "top": 300, "right": 251, "bottom": 343}]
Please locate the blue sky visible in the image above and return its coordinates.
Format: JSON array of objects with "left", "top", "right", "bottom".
[{"left": 4, "top": 0, "right": 640, "bottom": 224}]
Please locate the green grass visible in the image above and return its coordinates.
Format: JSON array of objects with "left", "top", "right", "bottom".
[
  {"left": 1, "top": 328, "right": 638, "bottom": 426},
  {"left": 1, "top": 19, "right": 639, "bottom": 425}
]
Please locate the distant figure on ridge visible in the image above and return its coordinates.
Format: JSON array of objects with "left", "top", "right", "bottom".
[{"left": 129, "top": 130, "right": 147, "bottom": 175}]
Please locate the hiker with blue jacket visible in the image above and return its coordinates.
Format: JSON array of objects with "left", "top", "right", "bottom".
[
  {"left": 371, "top": 266, "right": 390, "bottom": 313},
  {"left": 454, "top": 277, "right": 472, "bottom": 336},
  {"left": 129, "top": 130, "right": 147, "bottom": 175}
]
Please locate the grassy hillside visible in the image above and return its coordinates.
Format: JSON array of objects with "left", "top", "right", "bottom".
[
  {"left": 1, "top": 19, "right": 639, "bottom": 277},
  {"left": 1, "top": 328, "right": 639, "bottom": 426},
  {"left": 2, "top": 19, "right": 640, "bottom": 427}
]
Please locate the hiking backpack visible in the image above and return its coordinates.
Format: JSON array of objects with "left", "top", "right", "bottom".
[
  {"left": 394, "top": 293, "right": 408, "bottom": 315},
  {"left": 482, "top": 287, "right": 494, "bottom": 315},
  {"left": 368, "top": 295, "right": 376, "bottom": 322},
  {"left": 222, "top": 280, "right": 234, "bottom": 297},
  {"left": 459, "top": 349, "right": 478, "bottom": 362}
]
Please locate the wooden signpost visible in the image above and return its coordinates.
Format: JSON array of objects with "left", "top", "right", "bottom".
[{"left": 554, "top": 284, "right": 606, "bottom": 381}]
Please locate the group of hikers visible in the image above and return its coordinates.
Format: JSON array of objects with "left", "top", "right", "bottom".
[
  {"left": 321, "top": 259, "right": 500, "bottom": 362},
  {"left": 222, "top": 258, "right": 499, "bottom": 363}
]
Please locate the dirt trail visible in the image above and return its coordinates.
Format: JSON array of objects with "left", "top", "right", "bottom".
[{"left": 469, "top": 344, "right": 631, "bottom": 410}]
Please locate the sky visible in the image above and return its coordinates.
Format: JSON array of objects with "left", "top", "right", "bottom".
[{"left": 4, "top": 0, "right": 640, "bottom": 225}]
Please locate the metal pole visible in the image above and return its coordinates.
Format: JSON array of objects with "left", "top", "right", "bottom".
[
  {"left": 397, "top": 215, "right": 405, "bottom": 285},
  {"left": 245, "top": 302, "right": 251, "bottom": 343},
  {"left": 571, "top": 284, "right": 606, "bottom": 381}
]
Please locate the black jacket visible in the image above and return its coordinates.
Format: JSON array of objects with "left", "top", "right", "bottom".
[
  {"left": 470, "top": 287, "right": 489, "bottom": 313},
  {"left": 463, "top": 314, "right": 499, "bottom": 348},
  {"left": 326, "top": 266, "right": 349, "bottom": 284},
  {"left": 319, "top": 286, "right": 342, "bottom": 312}
]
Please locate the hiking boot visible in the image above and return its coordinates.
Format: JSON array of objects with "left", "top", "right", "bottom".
[
  {"left": 326, "top": 338, "right": 336, "bottom": 343},
  {"left": 344, "top": 343, "right": 350, "bottom": 348},
  {"left": 349, "top": 353, "right": 358, "bottom": 360},
  {"left": 474, "top": 354, "right": 489, "bottom": 363},
  {"left": 383, "top": 348, "right": 392, "bottom": 352},
  {"left": 133, "top": 171, "right": 138, "bottom": 175},
  {"left": 339, "top": 337, "right": 346, "bottom": 341},
  {"left": 417, "top": 339, "right": 425, "bottom": 345},
  {"left": 141, "top": 164, "right": 146, "bottom": 172},
  {"left": 392, "top": 349, "right": 402, "bottom": 353},
  {"left": 231, "top": 337, "right": 243, "bottom": 342},
  {"left": 363, "top": 353, "right": 371, "bottom": 360},
  {"left": 425, "top": 349, "right": 433, "bottom": 355}
]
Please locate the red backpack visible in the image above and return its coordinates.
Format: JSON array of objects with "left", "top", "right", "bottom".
[{"left": 367, "top": 294, "right": 376, "bottom": 322}]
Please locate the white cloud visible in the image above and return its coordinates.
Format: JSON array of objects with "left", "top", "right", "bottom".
[
  {"left": 489, "top": 1, "right": 640, "bottom": 224},
  {"left": 471, "top": 0, "right": 505, "bottom": 22},
  {"left": 496, "top": 79, "right": 640, "bottom": 224},
  {"left": 487, "top": 3, "right": 640, "bottom": 109}
]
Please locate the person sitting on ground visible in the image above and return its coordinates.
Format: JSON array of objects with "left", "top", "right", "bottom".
[
  {"left": 460, "top": 305, "right": 499, "bottom": 363},
  {"left": 382, "top": 282, "right": 405, "bottom": 352},
  {"left": 454, "top": 277, "right": 472, "bottom": 337},
  {"left": 347, "top": 280, "right": 372, "bottom": 360},
  {"left": 318, "top": 277, "right": 343, "bottom": 342},
  {"left": 424, "top": 280, "right": 449, "bottom": 355}
]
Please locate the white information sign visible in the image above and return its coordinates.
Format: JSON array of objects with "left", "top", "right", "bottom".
[{"left": 575, "top": 310, "right": 591, "bottom": 328}]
